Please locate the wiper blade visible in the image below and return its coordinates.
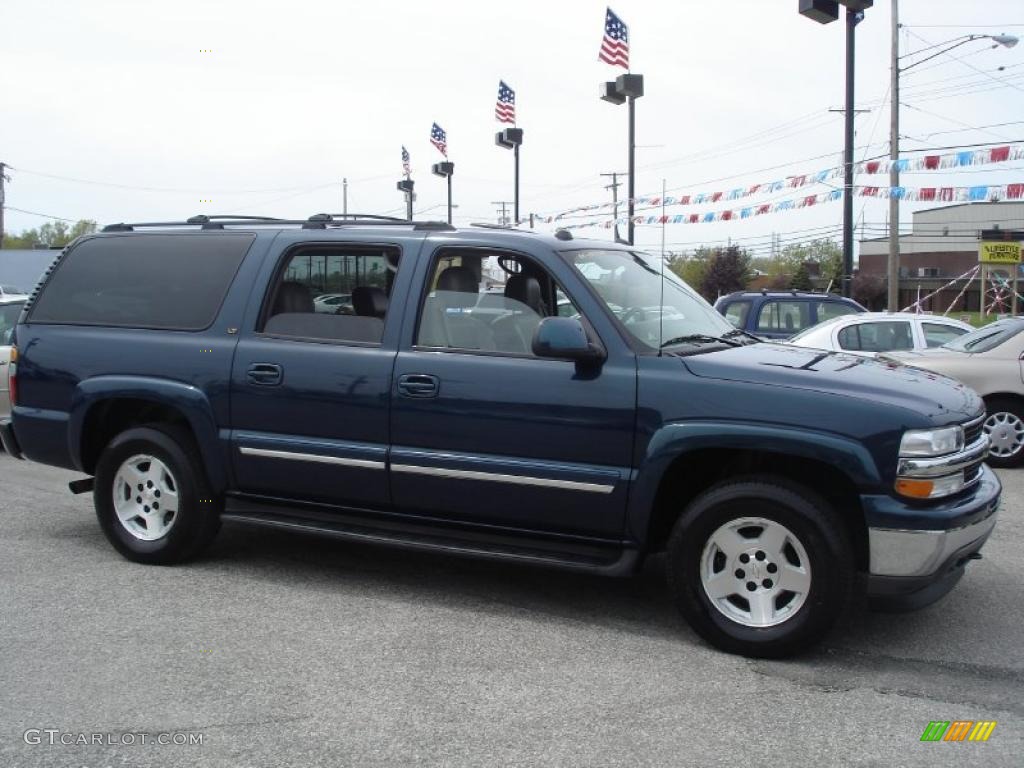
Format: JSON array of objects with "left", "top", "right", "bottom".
[
  {"left": 660, "top": 333, "right": 741, "bottom": 349},
  {"left": 722, "top": 328, "right": 761, "bottom": 344}
]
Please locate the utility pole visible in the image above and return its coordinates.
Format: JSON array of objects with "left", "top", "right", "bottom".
[
  {"left": 342, "top": 178, "right": 348, "bottom": 217},
  {"left": 491, "top": 201, "right": 513, "bottom": 226},
  {"left": 887, "top": 0, "right": 900, "bottom": 311},
  {"left": 600, "top": 171, "right": 625, "bottom": 241},
  {"left": 0, "top": 162, "right": 7, "bottom": 249}
]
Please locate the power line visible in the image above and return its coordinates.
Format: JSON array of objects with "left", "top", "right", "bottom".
[{"left": 5, "top": 205, "right": 77, "bottom": 222}]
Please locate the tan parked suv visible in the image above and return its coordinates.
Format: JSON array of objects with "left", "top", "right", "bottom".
[
  {"left": 884, "top": 317, "right": 1024, "bottom": 467},
  {"left": 0, "top": 296, "right": 28, "bottom": 420}
]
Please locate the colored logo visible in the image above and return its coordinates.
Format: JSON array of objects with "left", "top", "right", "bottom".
[{"left": 920, "top": 721, "right": 997, "bottom": 742}]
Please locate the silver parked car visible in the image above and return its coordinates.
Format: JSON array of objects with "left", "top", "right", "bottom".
[
  {"left": 789, "top": 312, "right": 973, "bottom": 357},
  {"left": 883, "top": 318, "right": 1024, "bottom": 467},
  {"left": 0, "top": 296, "right": 28, "bottom": 420}
]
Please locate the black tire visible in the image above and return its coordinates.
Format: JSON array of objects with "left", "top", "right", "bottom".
[
  {"left": 983, "top": 397, "right": 1024, "bottom": 468},
  {"left": 665, "top": 476, "right": 854, "bottom": 658},
  {"left": 93, "top": 424, "right": 221, "bottom": 564}
]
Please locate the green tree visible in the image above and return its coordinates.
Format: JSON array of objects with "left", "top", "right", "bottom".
[
  {"left": 764, "top": 238, "right": 843, "bottom": 291},
  {"left": 789, "top": 262, "right": 814, "bottom": 291},
  {"left": 667, "top": 248, "right": 712, "bottom": 291},
  {"left": 2, "top": 219, "right": 97, "bottom": 248},
  {"left": 699, "top": 245, "right": 752, "bottom": 301}
]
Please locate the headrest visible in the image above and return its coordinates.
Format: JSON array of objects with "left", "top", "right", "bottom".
[
  {"left": 437, "top": 266, "right": 478, "bottom": 294},
  {"left": 505, "top": 274, "right": 544, "bottom": 315},
  {"left": 352, "top": 286, "right": 388, "bottom": 318},
  {"left": 273, "top": 281, "right": 314, "bottom": 315}
]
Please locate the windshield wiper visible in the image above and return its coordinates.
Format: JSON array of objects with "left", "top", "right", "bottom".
[
  {"left": 722, "top": 328, "right": 761, "bottom": 344},
  {"left": 661, "top": 333, "right": 741, "bottom": 349}
]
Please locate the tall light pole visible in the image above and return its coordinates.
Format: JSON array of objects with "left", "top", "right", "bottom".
[
  {"left": 431, "top": 162, "right": 455, "bottom": 224},
  {"left": 601, "top": 74, "right": 644, "bottom": 245},
  {"left": 800, "top": 0, "right": 873, "bottom": 298},
  {"left": 887, "top": 23, "right": 1018, "bottom": 311},
  {"left": 495, "top": 128, "right": 524, "bottom": 224}
]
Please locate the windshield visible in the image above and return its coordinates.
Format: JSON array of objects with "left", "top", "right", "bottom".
[
  {"left": 942, "top": 319, "right": 1024, "bottom": 353},
  {"left": 566, "top": 249, "right": 737, "bottom": 349}
]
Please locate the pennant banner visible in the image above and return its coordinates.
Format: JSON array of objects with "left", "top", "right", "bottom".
[
  {"left": 551, "top": 182, "right": 1024, "bottom": 230},
  {"left": 545, "top": 144, "right": 1024, "bottom": 221}
]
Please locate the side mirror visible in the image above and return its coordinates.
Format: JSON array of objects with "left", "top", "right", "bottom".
[{"left": 532, "top": 317, "right": 606, "bottom": 364}]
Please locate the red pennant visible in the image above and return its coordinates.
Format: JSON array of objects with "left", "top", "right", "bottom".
[
  {"left": 919, "top": 188, "right": 936, "bottom": 201},
  {"left": 1007, "top": 184, "right": 1024, "bottom": 200},
  {"left": 865, "top": 161, "right": 881, "bottom": 174},
  {"left": 991, "top": 146, "right": 1011, "bottom": 163},
  {"left": 924, "top": 155, "right": 940, "bottom": 170},
  {"left": 721, "top": 210, "right": 733, "bottom": 220}
]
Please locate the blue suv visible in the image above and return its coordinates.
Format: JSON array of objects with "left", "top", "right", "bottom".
[
  {"left": 715, "top": 290, "right": 865, "bottom": 340},
  {"left": 0, "top": 215, "right": 999, "bottom": 658}
]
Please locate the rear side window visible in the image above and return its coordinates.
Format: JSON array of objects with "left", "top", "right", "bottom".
[
  {"left": 756, "top": 300, "right": 811, "bottom": 334},
  {"left": 1, "top": 302, "right": 24, "bottom": 344},
  {"left": 29, "top": 234, "right": 253, "bottom": 330},
  {"left": 816, "top": 300, "right": 858, "bottom": 323}
]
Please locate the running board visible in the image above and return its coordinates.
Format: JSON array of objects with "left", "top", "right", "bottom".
[{"left": 221, "top": 502, "right": 638, "bottom": 576}]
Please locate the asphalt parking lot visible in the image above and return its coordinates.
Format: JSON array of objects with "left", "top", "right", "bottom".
[{"left": 1, "top": 455, "right": 1021, "bottom": 768}]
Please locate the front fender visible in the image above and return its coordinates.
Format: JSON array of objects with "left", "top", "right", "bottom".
[
  {"left": 625, "top": 421, "right": 882, "bottom": 544},
  {"left": 69, "top": 376, "right": 228, "bottom": 491}
]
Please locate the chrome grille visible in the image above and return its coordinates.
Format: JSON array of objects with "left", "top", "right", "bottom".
[{"left": 964, "top": 414, "right": 985, "bottom": 447}]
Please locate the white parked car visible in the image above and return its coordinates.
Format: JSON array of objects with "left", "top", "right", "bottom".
[{"left": 787, "top": 312, "right": 974, "bottom": 356}]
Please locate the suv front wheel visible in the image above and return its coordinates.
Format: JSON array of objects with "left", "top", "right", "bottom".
[
  {"left": 666, "top": 477, "right": 853, "bottom": 658},
  {"left": 94, "top": 424, "right": 221, "bottom": 564}
]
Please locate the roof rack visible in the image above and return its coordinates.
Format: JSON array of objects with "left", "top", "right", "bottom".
[
  {"left": 469, "top": 222, "right": 541, "bottom": 235},
  {"left": 101, "top": 213, "right": 456, "bottom": 233}
]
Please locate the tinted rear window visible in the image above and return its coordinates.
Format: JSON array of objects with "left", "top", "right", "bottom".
[{"left": 29, "top": 233, "right": 253, "bottom": 330}]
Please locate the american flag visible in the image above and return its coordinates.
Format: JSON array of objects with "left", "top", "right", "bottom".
[
  {"left": 495, "top": 81, "right": 515, "bottom": 124},
  {"left": 599, "top": 7, "right": 629, "bottom": 69},
  {"left": 401, "top": 145, "right": 410, "bottom": 176},
  {"left": 430, "top": 122, "right": 447, "bottom": 157}
]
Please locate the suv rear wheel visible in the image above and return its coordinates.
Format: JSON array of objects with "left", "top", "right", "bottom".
[
  {"left": 666, "top": 477, "right": 853, "bottom": 658},
  {"left": 94, "top": 424, "right": 221, "bottom": 564}
]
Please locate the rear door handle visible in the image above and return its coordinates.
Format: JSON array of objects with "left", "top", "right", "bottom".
[
  {"left": 397, "top": 374, "right": 439, "bottom": 398},
  {"left": 247, "top": 363, "right": 283, "bottom": 386}
]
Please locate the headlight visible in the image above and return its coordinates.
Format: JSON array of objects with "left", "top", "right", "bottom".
[{"left": 899, "top": 426, "right": 964, "bottom": 457}]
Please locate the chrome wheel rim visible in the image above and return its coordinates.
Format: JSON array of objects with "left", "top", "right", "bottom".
[
  {"left": 984, "top": 411, "right": 1024, "bottom": 458},
  {"left": 112, "top": 454, "right": 179, "bottom": 541},
  {"left": 700, "top": 517, "right": 812, "bottom": 628}
]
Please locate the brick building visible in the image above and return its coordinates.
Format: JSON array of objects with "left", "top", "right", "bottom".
[{"left": 858, "top": 201, "right": 1024, "bottom": 312}]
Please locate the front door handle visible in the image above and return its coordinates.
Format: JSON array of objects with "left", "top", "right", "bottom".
[
  {"left": 247, "top": 363, "right": 283, "bottom": 386},
  {"left": 397, "top": 373, "right": 439, "bottom": 398}
]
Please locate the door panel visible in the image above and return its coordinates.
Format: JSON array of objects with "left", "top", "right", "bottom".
[
  {"left": 230, "top": 339, "right": 393, "bottom": 508},
  {"left": 389, "top": 350, "right": 635, "bottom": 538}
]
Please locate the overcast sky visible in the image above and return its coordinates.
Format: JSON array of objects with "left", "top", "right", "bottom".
[{"left": 1, "top": 0, "right": 1022, "bottom": 256}]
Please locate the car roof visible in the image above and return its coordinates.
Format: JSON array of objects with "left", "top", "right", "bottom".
[
  {"left": 830, "top": 312, "right": 972, "bottom": 325},
  {"left": 89, "top": 215, "right": 632, "bottom": 254},
  {"left": 722, "top": 291, "right": 855, "bottom": 300}
]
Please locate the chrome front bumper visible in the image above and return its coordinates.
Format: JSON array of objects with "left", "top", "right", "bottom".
[{"left": 868, "top": 499, "right": 998, "bottom": 578}]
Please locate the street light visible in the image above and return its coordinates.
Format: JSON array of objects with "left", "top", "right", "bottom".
[
  {"left": 886, "top": 19, "right": 1019, "bottom": 310},
  {"left": 495, "top": 128, "right": 524, "bottom": 224},
  {"left": 431, "top": 162, "right": 455, "bottom": 224},
  {"left": 396, "top": 179, "right": 415, "bottom": 221},
  {"left": 800, "top": 0, "right": 873, "bottom": 299},
  {"left": 600, "top": 73, "right": 644, "bottom": 245}
]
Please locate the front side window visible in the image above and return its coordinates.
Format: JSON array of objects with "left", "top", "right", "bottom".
[
  {"left": 565, "top": 249, "right": 735, "bottom": 349},
  {"left": 416, "top": 249, "right": 571, "bottom": 355},
  {"left": 838, "top": 321, "right": 913, "bottom": 352},
  {"left": 261, "top": 246, "right": 399, "bottom": 344},
  {"left": 723, "top": 301, "right": 751, "bottom": 329},
  {"left": 29, "top": 233, "right": 254, "bottom": 330},
  {"left": 756, "top": 301, "right": 811, "bottom": 334},
  {"left": 922, "top": 322, "right": 968, "bottom": 348}
]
